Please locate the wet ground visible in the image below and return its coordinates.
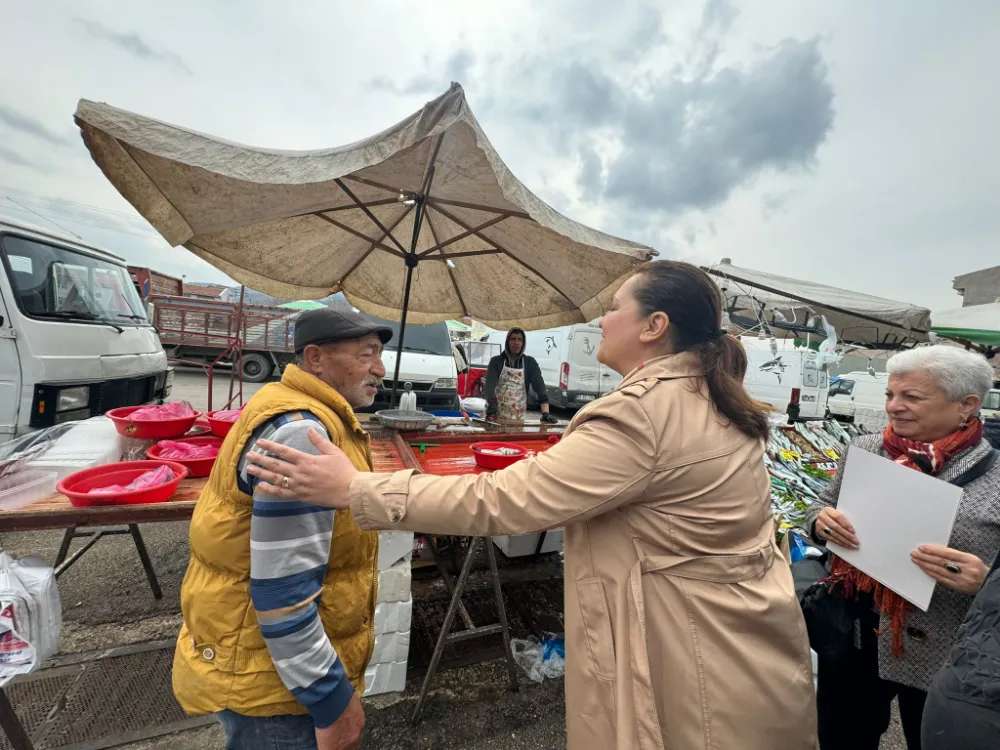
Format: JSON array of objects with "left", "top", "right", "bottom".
[{"left": 0, "top": 371, "right": 906, "bottom": 749}]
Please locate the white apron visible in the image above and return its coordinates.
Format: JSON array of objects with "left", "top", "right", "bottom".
[{"left": 496, "top": 363, "right": 527, "bottom": 422}]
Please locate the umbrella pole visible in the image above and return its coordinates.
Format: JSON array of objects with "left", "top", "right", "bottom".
[{"left": 390, "top": 197, "right": 426, "bottom": 409}]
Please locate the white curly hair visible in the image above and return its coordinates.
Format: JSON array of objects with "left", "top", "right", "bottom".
[{"left": 886, "top": 345, "right": 995, "bottom": 403}]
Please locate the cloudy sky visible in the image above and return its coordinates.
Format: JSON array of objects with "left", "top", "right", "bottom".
[{"left": 0, "top": 0, "right": 996, "bottom": 310}]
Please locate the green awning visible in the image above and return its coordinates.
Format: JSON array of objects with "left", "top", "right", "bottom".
[
  {"left": 930, "top": 303, "right": 1000, "bottom": 346},
  {"left": 279, "top": 300, "right": 326, "bottom": 311}
]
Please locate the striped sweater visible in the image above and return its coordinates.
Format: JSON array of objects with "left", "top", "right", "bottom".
[{"left": 236, "top": 411, "right": 351, "bottom": 728}]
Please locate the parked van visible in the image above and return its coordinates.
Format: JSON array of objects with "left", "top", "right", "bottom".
[
  {"left": 740, "top": 336, "right": 830, "bottom": 420},
  {"left": 826, "top": 371, "right": 890, "bottom": 421},
  {"left": 0, "top": 218, "right": 171, "bottom": 442},
  {"left": 368, "top": 318, "right": 460, "bottom": 412},
  {"left": 485, "top": 324, "right": 621, "bottom": 409}
]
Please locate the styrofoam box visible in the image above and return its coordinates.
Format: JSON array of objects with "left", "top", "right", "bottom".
[
  {"left": 364, "top": 660, "right": 407, "bottom": 696},
  {"left": 493, "top": 529, "right": 564, "bottom": 558},
  {"left": 377, "top": 560, "right": 412, "bottom": 604},
  {"left": 378, "top": 531, "right": 414, "bottom": 569},
  {"left": 374, "top": 598, "right": 412, "bottom": 636},
  {"left": 0, "top": 471, "right": 57, "bottom": 510},
  {"left": 371, "top": 629, "right": 410, "bottom": 665}
]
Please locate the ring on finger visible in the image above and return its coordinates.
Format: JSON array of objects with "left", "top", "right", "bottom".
[
  {"left": 281, "top": 475, "right": 290, "bottom": 491},
  {"left": 823, "top": 526, "right": 834, "bottom": 538},
  {"left": 945, "top": 562, "right": 962, "bottom": 575}
]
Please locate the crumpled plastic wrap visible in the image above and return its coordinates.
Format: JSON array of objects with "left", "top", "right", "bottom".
[
  {"left": 87, "top": 465, "right": 176, "bottom": 495},
  {"left": 128, "top": 401, "right": 196, "bottom": 421},
  {"left": 511, "top": 634, "right": 565, "bottom": 683},
  {"left": 153, "top": 440, "right": 220, "bottom": 460},
  {"left": 211, "top": 409, "right": 242, "bottom": 422}
]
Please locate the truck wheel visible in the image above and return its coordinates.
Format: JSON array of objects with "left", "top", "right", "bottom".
[{"left": 241, "top": 353, "right": 273, "bottom": 383}]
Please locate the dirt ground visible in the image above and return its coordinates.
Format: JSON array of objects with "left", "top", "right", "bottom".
[{"left": 0, "top": 370, "right": 905, "bottom": 749}]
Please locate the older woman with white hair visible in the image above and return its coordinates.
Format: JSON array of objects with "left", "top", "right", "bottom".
[{"left": 806, "top": 345, "right": 1000, "bottom": 750}]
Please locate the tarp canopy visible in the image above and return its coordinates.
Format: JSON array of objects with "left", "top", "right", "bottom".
[
  {"left": 705, "top": 260, "right": 931, "bottom": 349},
  {"left": 931, "top": 303, "right": 1000, "bottom": 347},
  {"left": 74, "top": 83, "right": 656, "bottom": 332}
]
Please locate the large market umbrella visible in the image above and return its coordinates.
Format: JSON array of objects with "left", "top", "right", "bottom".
[
  {"left": 931, "top": 303, "right": 1000, "bottom": 353},
  {"left": 74, "top": 83, "right": 656, "bottom": 406}
]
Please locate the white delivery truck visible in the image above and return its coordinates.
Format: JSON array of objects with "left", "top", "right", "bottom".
[
  {"left": 0, "top": 218, "right": 171, "bottom": 442},
  {"left": 740, "top": 336, "right": 830, "bottom": 421},
  {"left": 368, "top": 318, "right": 460, "bottom": 412},
  {"left": 485, "top": 324, "right": 622, "bottom": 409},
  {"left": 826, "top": 371, "right": 890, "bottom": 421}
]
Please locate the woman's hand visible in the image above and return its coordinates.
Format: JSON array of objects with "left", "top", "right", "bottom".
[
  {"left": 244, "top": 429, "right": 357, "bottom": 509},
  {"left": 815, "top": 507, "right": 860, "bottom": 549},
  {"left": 910, "top": 545, "right": 989, "bottom": 595}
]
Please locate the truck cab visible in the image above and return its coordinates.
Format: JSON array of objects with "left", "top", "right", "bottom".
[
  {"left": 366, "top": 318, "right": 460, "bottom": 412},
  {"left": 0, "top": 218, "right": 171, "bottom": 442}
]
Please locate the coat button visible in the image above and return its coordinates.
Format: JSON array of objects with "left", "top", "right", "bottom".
[
  {"left": 202, "top": 647, "right": 215, "bottom": 661},
  {"left": 390, "top": 511, "right": 400, "bottom": 523},
  {"left": 906, "top": 627, "right": 927, "bottom": 642}
]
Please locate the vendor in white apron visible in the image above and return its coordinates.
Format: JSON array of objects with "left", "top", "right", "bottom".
[{"left": 483, "top": 328, "right": 557, "bottom": 423}]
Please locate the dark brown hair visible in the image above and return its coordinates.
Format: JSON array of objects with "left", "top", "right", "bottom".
[{"left": 631, "top": 261, "right": 770, "bottom": 441}]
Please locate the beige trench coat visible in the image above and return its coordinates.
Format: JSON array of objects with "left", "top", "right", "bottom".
[{"left": 351, "top": 353, "right": 817, "bottom": 749}]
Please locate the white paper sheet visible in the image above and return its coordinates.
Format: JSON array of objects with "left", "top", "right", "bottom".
[{"left": 828, "top": 447, "right": 962, "bottom": 610}]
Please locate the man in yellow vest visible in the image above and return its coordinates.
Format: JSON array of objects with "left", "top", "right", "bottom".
[{"left": 172, "top": 307, "right": 392, "bottom": 750}]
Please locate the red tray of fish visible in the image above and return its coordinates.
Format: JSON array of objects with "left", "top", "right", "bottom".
[
  {"left": 58, "top": 460, "right": 190, "bottom": 507},
  {"left": 205, "top": 409, "right": 243, "bottom": 438},
  {"left": 146, "top": 436, "right": 223, "bottom": 478}
]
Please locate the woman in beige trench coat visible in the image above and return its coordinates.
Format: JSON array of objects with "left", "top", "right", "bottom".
[{"left": 246, "top": 261, "right": 818, "bottom": 750}]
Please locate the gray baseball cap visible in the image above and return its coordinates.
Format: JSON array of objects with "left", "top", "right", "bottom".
[{"left": 293, "top": 308, "right": 393, "bottom": 352}]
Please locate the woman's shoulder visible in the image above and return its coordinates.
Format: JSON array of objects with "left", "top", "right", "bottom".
[{"left": 848, "top": 432, "right": 884, "bottom": 454}]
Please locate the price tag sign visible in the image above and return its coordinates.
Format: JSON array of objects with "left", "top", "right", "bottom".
[
  {"left": 780, "top": 450, "right": 801, "bottom": 461},
  {"left": 824, "top": 449, "right": 839, "bottom": 460}
]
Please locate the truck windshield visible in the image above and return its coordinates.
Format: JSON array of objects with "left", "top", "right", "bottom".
[
  {"left": 984, "top": 390, "right": 1000, "bottom": 412},
  {"left": 374, "top": 317, "right": 453, "bottom": 356},
  {"left": 1, "top": 234, "right": 148, "bottom": 325}
]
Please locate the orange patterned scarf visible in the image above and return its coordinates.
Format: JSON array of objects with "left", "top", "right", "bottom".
[{"left": 827, "top": 418, "right": 983, "bottom": 656}]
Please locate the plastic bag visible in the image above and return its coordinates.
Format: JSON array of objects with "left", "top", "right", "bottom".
[
  {"left": 154, "top": 440, "right": 220, "bottom": 460},
  {"left": 128, "top": 401, "right": 196, "bottom": 421},
  {"left": 88, "top": 465, "right": 175, "bottom": 495},
  {"left": 511, "top": 633, "right": 566, "bottom": 683},
  {"left": 211, "top": 409, "right": 242, "bottom": 422},
  {"left": 0, "top": 553, "right": 61, "bottom": 686},
  {"left": 0, "top": 423, "right": 78, "bottom": 478}
]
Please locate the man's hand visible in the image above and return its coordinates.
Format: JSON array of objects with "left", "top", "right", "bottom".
[
  {"left": 540, "top": 412, "right": 558, "bottom": 425},
  {"left": 315, "top": 695, "right": 365, "bottom": 750}
]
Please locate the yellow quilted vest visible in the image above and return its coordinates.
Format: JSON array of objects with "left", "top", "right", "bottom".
[{"left": 172, "top": 365, "right": 378, "bottom": 718}]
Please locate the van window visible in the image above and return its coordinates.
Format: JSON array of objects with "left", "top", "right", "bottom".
[
  {"left": 832, "top": 379, "right": 855, "bottom": 396},
  {"left": 372, "top": 317, "right": 452, "bottom": 356},
  {"left": 984, "top": 390, "right": 1000, "bottom": 411},
  {"left": 463, "top": 341, "right": 501, "bottom": 367},
  {"left": 802, "top": 360, "right": 819, "bottom": 387},
  {"left": 1, "top": 234, "right": 147, "bottom": 324}
]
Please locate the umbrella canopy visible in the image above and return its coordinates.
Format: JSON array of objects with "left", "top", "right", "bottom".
[
  {"left": 278, "top": 300, "right": 326, "bottom": 311},
  {"left": 931, "top": 303, "right": 1000, "bottom": 348},
  {"left": 73, "top": 83, "right": 656, "bottom": 334},
  {"left": 705, "top": 260, "right": 931, "bottom": 349}
]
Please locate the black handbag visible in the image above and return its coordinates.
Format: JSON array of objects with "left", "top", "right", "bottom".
[{"left": 796, "top": 448, "right": 999, "bottom": 663}]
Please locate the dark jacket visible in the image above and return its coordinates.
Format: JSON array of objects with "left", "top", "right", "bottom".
[
  {"left": 921, "top": 549, "right": 1000, "bottom": 749},
  {"left": 985, "top": 417, "right": 1000, "bottom": 449},
  {"left": 483, "top": 328, "right": 548, "bottom": 413}
]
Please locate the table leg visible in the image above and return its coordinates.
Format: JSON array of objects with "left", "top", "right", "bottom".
[
  {"left": 412, "top": 537, "right": 481, "bottom": 725},
  {"left": 531, "top": 530, "right": 549, "bottom": 559},
  {"left": 486, "top": 540, "right": 519, "bottom": 692},
  {"left": 0, "top": 688, "right": 34, "bottom": 750},
  {"left": 129, "top": 525, "right": 163, "bottom": 600},
  {"left": 53, "top": 527, "right": 75, "bottom": 568},
  {"left": 426, "top": 537, "right": 476, "bottom": 631}
]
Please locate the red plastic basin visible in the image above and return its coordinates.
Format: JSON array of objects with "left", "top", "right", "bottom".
[
  {"left": 106, "top": 406, "right": 202, "bottom": 440},
  {"left": 205, "top": 411, "right": 241, "bottom": 438},
  {"left": 58, "top": 460, "right": 190, "bottom": 507},
  {"left": 146, "top": 437, "right": 223, "bottom": 478},
  {"left": 470, "top": 442, "right": 529, "bottom": 470}
]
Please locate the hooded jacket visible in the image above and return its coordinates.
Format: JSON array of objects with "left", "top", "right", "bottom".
[{"left": 483, "top": 328, "right": 548, "bottom": 412}]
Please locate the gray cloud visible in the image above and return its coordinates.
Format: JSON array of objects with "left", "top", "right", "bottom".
[
  {"left": 603, "top": 37, "right": 835, "bottom": 212},
  {"left": 371, "top": 49, "right": 474, "bottom": 95},
  {"left": 75, "top": 19, "right": 191, "bottom": 74},
  {"left": 0, "top": 105, "right": 74, "bottom": 146},
  {"left": 0, "top": 147, "right": 46, "bottom": 171}
]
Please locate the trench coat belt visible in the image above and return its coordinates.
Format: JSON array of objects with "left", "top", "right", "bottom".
[{"left": 626, "top": 542, "right": 778, "bottom": 750}]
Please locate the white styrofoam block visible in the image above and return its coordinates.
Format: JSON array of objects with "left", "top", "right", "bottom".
[
  {"left": 374, "top": 598, "right": 412, "bottom": 636},
  {"left": 377, "top": 560, "right": 412, "bottom": 603},
  {"left": 492, "top": 529, "right": 564, "bottom": 558},
  {"left": 364, "top": 660, "right": 407, "bottom": 696},
  {"left": 370, "top": 629, "right": 411, "bottom": 665},
  {"left": 378, "top": 531, "right": 414, "bottom": 569}
]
